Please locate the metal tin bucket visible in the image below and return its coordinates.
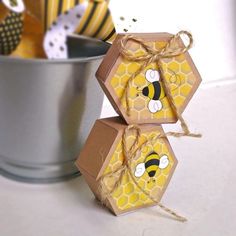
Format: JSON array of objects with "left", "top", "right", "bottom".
[{"left": 0, "top": 55, "right": 104, "bottom": 183}]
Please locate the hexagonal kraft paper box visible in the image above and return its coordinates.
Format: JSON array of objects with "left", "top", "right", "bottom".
[
  {"left": 96, "top": 33, "right": 202, "bottom": 124},
  {"left": 76, "top": 117, "right": 178, "bottom": 215}
]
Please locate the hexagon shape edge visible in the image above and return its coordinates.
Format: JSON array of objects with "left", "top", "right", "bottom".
[
  {"left": 76, "top": 117, "right": 178, "bottom": 215},
  {"left": 96, "top": 33, "right": 202, "bottom": 124}
]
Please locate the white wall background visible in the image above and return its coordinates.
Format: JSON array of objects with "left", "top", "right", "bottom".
[{"left": 109, "top": 0, "right": 236, "bottom": 83}]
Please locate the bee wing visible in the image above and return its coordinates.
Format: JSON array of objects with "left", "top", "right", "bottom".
[
  {"left": 2, "top": 0, "right": 25, "bottom": 13},
  {"left": 134, "top": 163, "right": 145, "bottom": 178},
  {"left": 159, "top": 155, "right": 169, "bottom": 169},
  {"left": 145, "top": 69, "right": 160, "bottom": 83},
  {"left": 43, "top": 4, "right": 87, "bottom": 59},
  {"left": 148, "top": 100, "right": 163, "bottom": 113}
]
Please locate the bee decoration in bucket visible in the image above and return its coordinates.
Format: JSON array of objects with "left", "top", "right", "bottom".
[
  {"left": 134, "top": 152, "right": 169, "bottom": 183},
  {"left": 43, "top": 0, "right": 116, "bottom": 59},
  {"left": 137, "top": 68, "right": 182, "bottom": 113}
]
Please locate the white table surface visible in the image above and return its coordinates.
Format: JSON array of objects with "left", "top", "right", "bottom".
[{"left": 1, "top": 80, "right": 236, "bottom": 236}]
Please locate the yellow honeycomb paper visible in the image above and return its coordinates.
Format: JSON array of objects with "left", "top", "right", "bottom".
[
  {"left": 103, "top": 129, "right": 176, "bottom": 211},
  {"left": 110, "top": 41, "right": 197, "bottom": 123}
]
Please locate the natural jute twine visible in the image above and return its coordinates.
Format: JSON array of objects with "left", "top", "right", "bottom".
[{"left": 98, "top": 31, "right": 202, "bottom": 222}]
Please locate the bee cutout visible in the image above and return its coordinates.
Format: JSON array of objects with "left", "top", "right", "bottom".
[
  {"left": 134, "top": 152, "right": 169, "bottom": 183},
  {"left": 137, "top": 68, "right": 182, "bottom": 113},
  {"left": 2, "top": 0, "right": 25, "bottom": 13},
  {"left": 137, "top": 69, "right": 165, "bottom": 113}
]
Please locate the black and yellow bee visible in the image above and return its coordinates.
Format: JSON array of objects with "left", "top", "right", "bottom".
[
  {"left": 134, "top": 152, "right": 169, "bottom": 182},
  {"left": 137, "top": 68, "right": 182, "bottom": 113},
  {"left": 137, "top": 69, "right": 165, "bottom": 113}
]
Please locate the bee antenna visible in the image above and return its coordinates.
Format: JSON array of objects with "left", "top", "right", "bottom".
[
  {"left": 136, "top": 87, "right": 143, "bottom": 97},
  {"left": 136, "top": 87, "right": 143, "bottom": 93},
  {"left": 167, "top": 68, "right": 182, "bottom": 91}
]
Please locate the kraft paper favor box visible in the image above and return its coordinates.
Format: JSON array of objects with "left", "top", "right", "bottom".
[
  {"left": 96, "top": 33, "right": 202, "bottom": 124},
  {"left": 76, "top": 117, "right": 178, "bottom": 215}
]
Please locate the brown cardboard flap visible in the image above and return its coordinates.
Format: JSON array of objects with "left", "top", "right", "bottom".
[
  {"left": 100, "top": 116, "right": 127, "bottom": 130},
  {"left": 76, "top": 118, "right": 121, "bottom": 179},
  {"left": 96, "top": 34, "right": 123, "bottom": 83}
]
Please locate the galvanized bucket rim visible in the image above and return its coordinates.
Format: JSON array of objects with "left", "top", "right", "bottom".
[{"left": 0, "top": 54, "right": 105, "bottom": 65}]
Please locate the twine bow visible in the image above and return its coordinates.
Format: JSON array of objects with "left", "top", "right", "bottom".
[
  {"left": 98, "top": 125, "right": 187, "bottom": 222},
  {"left": 120, "top": 30, "right": 201, "bottom": 138}
]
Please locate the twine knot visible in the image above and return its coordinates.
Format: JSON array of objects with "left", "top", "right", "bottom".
[{"left": 120, "top": 30, "right": 193, "bottom": 63}]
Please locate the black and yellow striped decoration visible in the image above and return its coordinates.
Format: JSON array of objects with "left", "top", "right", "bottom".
[
  {"left": 76, "top": 0, "right": 116, "bottom": 42},
  {"left": 42, "top": 0, "right": 116, "bottom": 43},
  {"left": 42, "top": 0, "right": 83, "bottom": 31},
  {"left": 142, "top": 81, "right": 165, "bottom": 101},
  {"left": 144, "top": 152, "right": 161, "bottom": 177}
]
